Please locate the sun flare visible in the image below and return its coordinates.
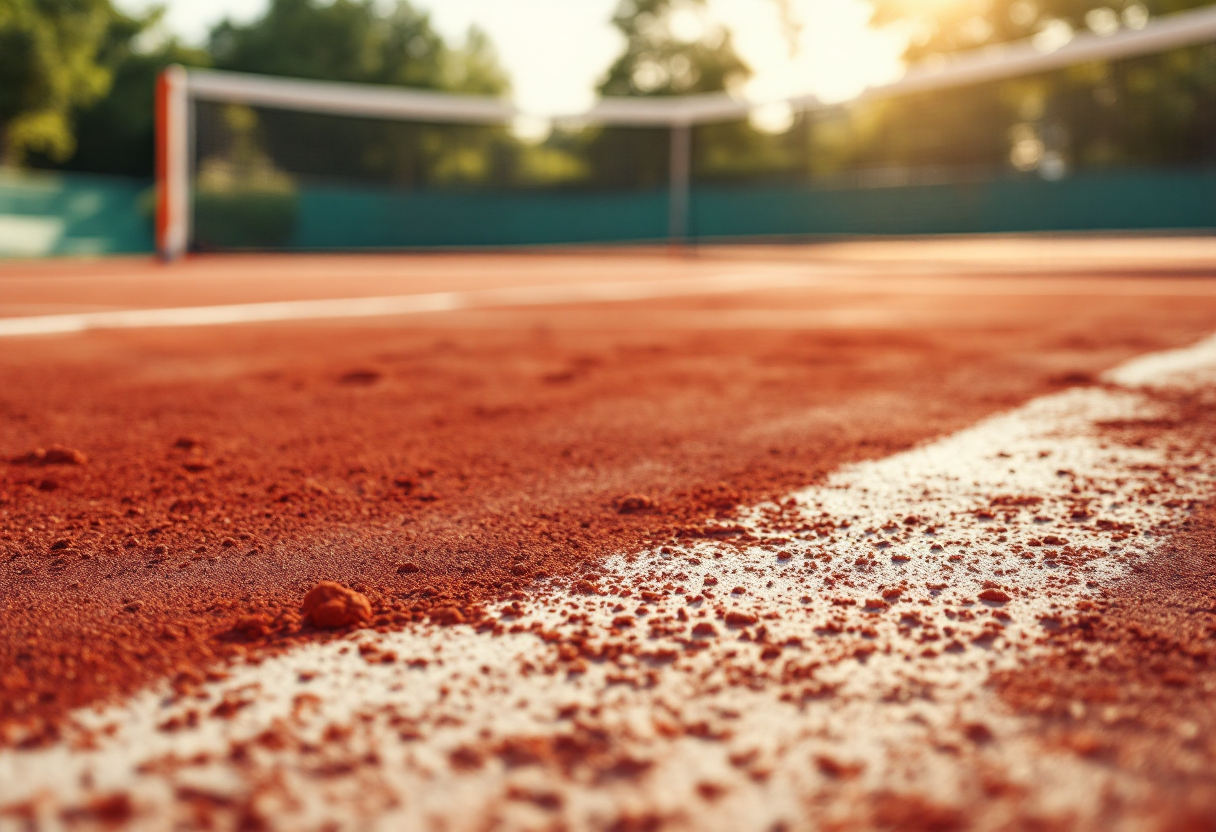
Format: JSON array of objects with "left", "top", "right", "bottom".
[{"left": 714, "top": 0, "right": 909, "bottom": 106}]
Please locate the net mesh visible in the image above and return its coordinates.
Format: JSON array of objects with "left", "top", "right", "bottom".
[
  {"left": 188, "top": 37, "right": 1216, "bottom": 250},
  {"left": 691, "top": 40, "right": 1216, "bottom": 185},
  {"left": 192, "top": 101, "right": 673, "bottom": 249}
]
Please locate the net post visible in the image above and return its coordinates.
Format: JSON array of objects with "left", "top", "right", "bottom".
[
  {"left": 668, "top": 121, "right": 692, "bottom": 252},
  {"left": 156, "top": 65, "right": 190, "bottom": 261}
]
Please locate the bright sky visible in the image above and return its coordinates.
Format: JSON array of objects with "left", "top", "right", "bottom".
[{"left": 116, "top": 0, "right": 908, "bottom": 114}]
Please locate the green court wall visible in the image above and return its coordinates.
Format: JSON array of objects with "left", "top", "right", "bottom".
[
  {"left": 0, "top": 170, "right": 154, "bottom": 257},
  {"left": 290, "top": 186, "right": 670, "bottom": 248},
  {"left": 288, "top": 169, "right": 1215, "bottom": 249},
  {"left": 689, "top": 170, "right": 1216, "bottom": 238},
  {"left": 1, "top": 168, "right": 1212, "bottom": 257}
]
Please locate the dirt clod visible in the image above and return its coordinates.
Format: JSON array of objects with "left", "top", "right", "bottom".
[
  {"left": 301, "top": 582, "right": 372, "bottom": 630},
  {"left": 430, "top": 606, "right": 466, "bottom": 626},
  {"left": 12, "top": 445, "right": 87, "bottom": 466},
  {"left": 616, "top": 495, "right": 656, "bottom": 514}
]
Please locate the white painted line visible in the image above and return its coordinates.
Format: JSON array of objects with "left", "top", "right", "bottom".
[
  {"left": 4, "top": 333, "right": 1215, "bottom": 829},
  {"left": 1104, "top": 330, "right": 1216, "bottom": 388},
  {"left": 8, "top": 269, "right": 1216, "bottom": 338},
  {"left": 0, "top": 272, "right": 819, "bottom": 338}
]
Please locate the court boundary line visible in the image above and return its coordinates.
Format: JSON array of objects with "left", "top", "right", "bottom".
[
  {"left": 7, "top": 267, "right": 1216, "bottom": 338},
  {"left": 0, "top": 272, "right": 817, "bottom": 338}
]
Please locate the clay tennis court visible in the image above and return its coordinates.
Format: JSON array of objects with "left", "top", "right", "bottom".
[{"left": 3, "top": 237, "right": 1216, "bottom": 831}]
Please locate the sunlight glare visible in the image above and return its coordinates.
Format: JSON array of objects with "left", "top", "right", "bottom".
[
  {"left": 668, "top": 4, "right": 707, "bottom": 43},
  {"left": 510, "top": 114, "right": 553, "bottom": 144},
  {"left": 712, "top": 0, "right": 908, "bottom": 106},
  {"left": 749, "top": 100, "right": 796, "bottom": 134}
]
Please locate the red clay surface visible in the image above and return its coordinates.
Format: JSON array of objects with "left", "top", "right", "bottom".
[{"left": 2, "top": 239, "right": 1216, "bottom": 824}]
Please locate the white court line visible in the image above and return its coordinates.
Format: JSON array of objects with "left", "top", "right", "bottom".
[
  {"left": 1104, "top": 330, "right": 1216, "bottom": 387},
  {"left": 3, "top": 333, "right": 1215, "bottom": 831},
  {"left": 0, "top": 272, "right": 817, "bottom": 337},
  {"left": 5, "top": 266, "right": 1216, "bottom": 338}
]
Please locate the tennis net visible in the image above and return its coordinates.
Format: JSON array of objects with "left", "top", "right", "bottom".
[{"left": 157, "top": 4, "right": 1216, "bottom": 256}]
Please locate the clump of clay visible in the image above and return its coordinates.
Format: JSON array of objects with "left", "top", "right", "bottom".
[
  {"left": 12, "top": 445, "right": 87, "bottom": 466},
  {"left": 229, "top": 614, "right": 272, "bottom": 641},
  {"left": 616, "top": 494, "right": 655, "bottom": 514},
  {"left": 301, "top": 581, "right": 372, "bottom": 629},
  {"left": 430, "top": 605, "right": 466, "bottom": 626}
]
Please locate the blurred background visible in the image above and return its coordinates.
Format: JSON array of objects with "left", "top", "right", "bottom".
[{"left": 1, "top": 0, "right": 1214, "bottom": 256}]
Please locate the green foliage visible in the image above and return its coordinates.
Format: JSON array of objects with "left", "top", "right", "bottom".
[
  {"left": 48, "top": 33, "right": 209, "bottom": 178},
  {"left": 189, "top": 0, "right": 511, "bottom": 203},
  {"left": 598, "top": 0, "right": 750, "bottom": 96},
  {"left": 595, "top": 0, "right": 776, "bottom": 187},
  {"left": 192, "top": 105, "right": 300, "bottom": 249},
  {"left": 24, "top": 0, "right": 1216, "bottom": 201},
  {"left": 30, "top": 0, "right": 507, "bottom": 178},
  {"left": 0, "top": 0, "right": 130, "bottom": 165},
  {"left": 208, "top": 0, "right": 507, "bottom": 95},
  {"left": 796, "top": 41, "right": 1216, "bottom": 180},
  {"left": 193, "top": 190, "right": 298, "bottom": 249},
  {"left": 850, "top": 0, "right": 1216, "bottom": 180},
  {"left": 443, "top": 26, "right": 510, "bottom": 96},
  {"left": 871, "top": 0, "right": 1216, "bottom": 61}
]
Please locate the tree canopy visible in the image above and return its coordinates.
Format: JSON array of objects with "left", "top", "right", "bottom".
[
  {"left": 24, "top": 0, "right": 508, "bottom": 177},
  {"left": 49, "top": 22, "right": 208, "bottom": 178},
  {"left": 834, "top": 0, "right": 1216, "bottom": 181},
  {"left": 0, "top": 0, "right": 132, "bottom": 165},
  {"left": 19, "top": 0, "right": 1216, "bottom": 185},
  {"left": 208, "top": 0, "right": 507, "bottom": 95},
  {"left": 871, "top": 0, "right": 1216, "bottom": 61},
  {"left": 598, "top": 0, "right": 750, "bottom": 96}
]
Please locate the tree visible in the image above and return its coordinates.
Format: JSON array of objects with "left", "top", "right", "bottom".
[
  {"left": 208, "top": 0, "right": 507, "bottom": 95},
  {"left": 598, "top": 0, "right": 750, "bottom": 97},
  {"left": 0, "top": 0, "right": 128, "bottom": 166},
  {"left": 195, "top": 0, "right": 510, "bottom": 191},
  {"left": 184, "top": 0, "right": 516, "bottom": 248},
  {"left": 44, "top": 25, "right": 209, "bottom": 178},
  {"left": 850, "top": 0, "right": 1216, "bottom": 177},
  {"left": 870, "top": 0, "right": 1216, "bottom": 62},
  {"left": 443, "top": 25, "right": 509, "bottom": 96},
  {"left": 34, "top": 0, "right": 508, "bottom": 179},
  {"left": 586, "top": 1, "right": 762, "bottom": 190}
]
